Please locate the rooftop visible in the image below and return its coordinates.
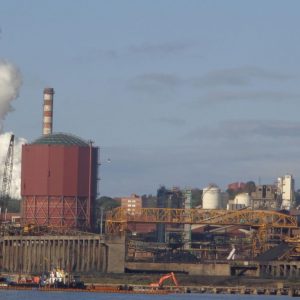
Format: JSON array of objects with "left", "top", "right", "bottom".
[{"left": 31, "top": 132, "right": 90, "bottom": 146}]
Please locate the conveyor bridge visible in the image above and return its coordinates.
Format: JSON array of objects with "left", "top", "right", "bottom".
[{"left": 105, "top": 208, "right": 298, "bottom": 234}]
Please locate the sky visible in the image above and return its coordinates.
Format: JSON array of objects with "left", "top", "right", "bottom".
[{"left": 1, "top": 0, "right": 300, "bottom": 197}]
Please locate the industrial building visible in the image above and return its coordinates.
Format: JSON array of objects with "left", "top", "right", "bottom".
[
  {"left": 121, "top": 194, "right": 142, "bottom": 215},
  {"left": 21, "top": 88, "right": 99, "bottom": 230},
  {"left": 21, "top": 133, "right": 98, "bottom": 229},
  {"left": 278, "top": 174, "right": 295, "bottom": 210},
  {"left": 1, "top": 87, "right": 300, "bottom": 280}
]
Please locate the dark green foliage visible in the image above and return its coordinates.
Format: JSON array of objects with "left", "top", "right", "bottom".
[
  {"left": 95, "top": 196, "right": 120, "bottom": 211},
  {"left": 93, "top": 196, "right": 120, "bottom": 232},
  {"left": 8, "top": 198, "right": 21, "bottom": 212},
  {"left": 0, "top": 197, "right": 21, "bottom": 213}
]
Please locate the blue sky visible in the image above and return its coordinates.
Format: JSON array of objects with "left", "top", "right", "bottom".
[{"left": 1, "top": 0, "right": 300, "bottom": 196}]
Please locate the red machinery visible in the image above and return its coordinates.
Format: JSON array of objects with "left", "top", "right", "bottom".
[{"left": 150, "top": 272, "right": 179, "bottom": 288}]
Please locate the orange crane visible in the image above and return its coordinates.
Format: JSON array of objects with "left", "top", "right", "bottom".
[{"left": 150, "top": 272, "right": 179, "bottom": 288}]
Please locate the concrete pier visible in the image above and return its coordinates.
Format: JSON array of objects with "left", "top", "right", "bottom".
[
  {"left": 259, "top": 261, "right": 300, "bottom": 278},
  {"left": 0, "top": 235, "right": 108, "bottom": 273}
]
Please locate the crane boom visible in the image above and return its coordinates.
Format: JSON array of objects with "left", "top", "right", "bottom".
[{"left": 0, "top": 134, "right": 14, "bottom": 209}]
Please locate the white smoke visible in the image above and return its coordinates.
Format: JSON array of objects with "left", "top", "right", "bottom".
[
  {"left": 0, "top": 60, "right": 22, "bottom": 131},
  {"left": 0, "top": 60, "right": 24, "bottom": 199}
]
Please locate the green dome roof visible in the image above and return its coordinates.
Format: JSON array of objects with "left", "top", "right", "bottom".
[{"left": 32, "top": 133, "right": 90, "bottom": 146}]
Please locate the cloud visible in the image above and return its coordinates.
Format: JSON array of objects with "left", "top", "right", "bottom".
[
  {"left": 128, "top": 41, "right": 192, "bottom": 56},
  {"left": 99, "top": 136, "right": 300, "bottom": 196},
  {"left": 193, "top": 66, "right": 293, "bottom": 88},
  {"left": 73, "top": 49, "right": 118, "bottom": 64},
  {"left": 128, "top": 66, "right": 296, "bottom": 103},
  {"left": 155, "top": 117, "right": 186, "bottom": 126},
  {"left": 186, "top": 119, "right": 300, "bottom": 140},
  {"left": 203, "top": 90, "right": 300, "bottom": 103},
  {"left": 73, "top": 41, "right": 193, "bottom": 64},
  {"left": 128, "top": 73, "right": 183, "bottom": 92}
]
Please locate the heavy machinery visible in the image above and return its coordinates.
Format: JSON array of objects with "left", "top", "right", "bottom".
[
  {"left": 0, "top": 134, "right": 14, "bottom": 210},
  {"left": 150, "top": 272, "right": 179, "bottom": 288}
]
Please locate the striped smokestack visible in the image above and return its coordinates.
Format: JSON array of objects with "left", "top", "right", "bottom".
[{"left": 43, "top": 87, "right": 54, "bottom": 135}]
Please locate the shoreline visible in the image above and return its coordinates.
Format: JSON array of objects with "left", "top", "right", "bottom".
[{"left": 2, "top": 273, "right": 300, "bottom": 296}]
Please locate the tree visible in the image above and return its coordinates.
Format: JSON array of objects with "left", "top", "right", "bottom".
[
  {"left": 95, "top": 196, "right": 120, "bottom": 211},
  {"left": 93, "top": 196, "right": 120, "bottom": 233}
]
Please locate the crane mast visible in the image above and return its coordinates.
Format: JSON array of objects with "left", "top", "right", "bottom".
[{"left": 0, "top": 134, "right": 14, "bottom": 209}]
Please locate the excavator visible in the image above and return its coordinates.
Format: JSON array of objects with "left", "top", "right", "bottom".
[{"left": 150, "top": 272, "right": 179, "bottom": 289}]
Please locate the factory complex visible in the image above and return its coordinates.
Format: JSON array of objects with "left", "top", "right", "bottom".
[{"left": 1, "top": 88, "right": 300, "bottom": 281}]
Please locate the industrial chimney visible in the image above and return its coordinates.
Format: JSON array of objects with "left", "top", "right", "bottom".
[{"left": 43, "top": 87, "right": 54, "bottom": 135}]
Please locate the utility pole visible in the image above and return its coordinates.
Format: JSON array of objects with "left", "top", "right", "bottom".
[{"left": 100, "top": 207, "right": 104, "bottom": 235}]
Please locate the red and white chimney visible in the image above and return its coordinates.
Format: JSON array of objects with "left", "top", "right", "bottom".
[{"left": 43, "top": 87, "right": 54, "bottom": 135}]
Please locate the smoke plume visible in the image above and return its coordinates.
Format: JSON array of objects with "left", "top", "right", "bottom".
[
  {"left": 0, "top": 60, "right": 24, "bottom": 199},
  {"left": 0, "top": 60, "right": 22, "bottom": 131}
]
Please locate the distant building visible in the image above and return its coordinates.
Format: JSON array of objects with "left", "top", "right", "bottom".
[
  {"left": 251, "top": 184, "right": 278, "bottom": 210},
  {"left": 157, "top": 186, "right": 183, "bottom": 209},
  {"left": 227, "top": 193, "right": 251, "bottom": 210},
  {"left": 156, "top": 186, "right": 184, "bottom": 243},
  {"left": 278, "top": 174, "right": 295, "bottom": 210},
  {"left": 227, "top": 182, "right": 246, "bottom": 191},
  {"left": 120, "top": 194, "right": 142, "bottom": 215}
]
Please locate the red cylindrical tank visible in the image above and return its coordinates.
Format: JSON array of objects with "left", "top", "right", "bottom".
[{"left": 21, "top": 133, "right": 99, "bottom": 230}]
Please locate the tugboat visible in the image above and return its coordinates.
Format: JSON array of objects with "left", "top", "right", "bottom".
[{"left": 0, "top": 268, "right": 86, "bottom": 290}]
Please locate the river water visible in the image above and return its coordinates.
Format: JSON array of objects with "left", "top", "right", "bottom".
[{"left": 0, "top": 291, "right": 289, "bottom": 300}]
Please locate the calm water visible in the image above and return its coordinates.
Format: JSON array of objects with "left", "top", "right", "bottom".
[{"left": 0, "top": 291, "right": 289, "bottom": 300}]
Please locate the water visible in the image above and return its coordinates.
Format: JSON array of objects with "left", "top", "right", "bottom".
[{"left": 0, "top": 291, "right": 289, "bottom": 300}]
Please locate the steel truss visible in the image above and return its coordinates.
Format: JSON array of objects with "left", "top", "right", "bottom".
[
  {"left": 22, "top": 196, "right": 89, "bottom": 229},
  {"left": 106, "top": 207, "right": 298, "bottom": 234}
]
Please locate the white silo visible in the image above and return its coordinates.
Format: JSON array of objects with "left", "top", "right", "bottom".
[
  {"left": 202, "top": 185, "right": 222, "bottom": 209},
  {"left": 234, "top": 193, "right": 251, "bottom": 207}
]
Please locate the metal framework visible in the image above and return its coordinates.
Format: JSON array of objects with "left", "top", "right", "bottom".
[
  {"left": 105, "top": 207, "right": 298, "bottom": 234},
  {"left": 0, "top": 134, "right": 14, "bottom": 208},
  {"left": 22, "top": 196, "right": 89, "bottom": 229}
]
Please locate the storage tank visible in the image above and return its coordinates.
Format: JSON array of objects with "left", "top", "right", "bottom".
[
  {"left": 202, "top": 185, "right": 221, "bottom": 209},
  {"left": 234, "top": 193, "right": 251, "bottom": 207},
  {"left": 21, "top": 133, "right": 99, "bottom": 230}
]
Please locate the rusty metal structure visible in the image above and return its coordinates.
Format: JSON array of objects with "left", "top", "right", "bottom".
[
  {"left": 106, "top": 207, "right": 297, "bottom": 233},
  {"left": 106, "top": 207, "right": 298, "bottom": 260}
]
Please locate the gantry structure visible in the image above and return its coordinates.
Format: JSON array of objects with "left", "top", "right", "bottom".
[
  {"left": 106, "top": 207, "right": 298, "bottom": 256},
  {"left": 105, "top": 207, "right": 298, "bottom": 234}
]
